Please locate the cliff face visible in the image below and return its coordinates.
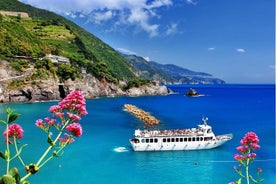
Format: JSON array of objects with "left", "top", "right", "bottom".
[
  {"left": 0, "top": 77, "right": 169, "bottom": 103},
  {"left": 0, "top": 60, "right": 169, "bottom": 103}
]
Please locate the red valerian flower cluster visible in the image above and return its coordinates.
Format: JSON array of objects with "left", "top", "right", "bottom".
[
  {"left": 231, "top": 132, "right": 263, "bottom": 184},
  {"left": 3, "top": 123, "right": 24, "bottom": 143},
  {"left": 66, "top": 123, "right": 82, "bottom": 137},
  {"left": 234, "top": 132, "right": 260, "bottom": 162},
  {"left": 36, "top": 90, "right": 88, "bottom": 145}
]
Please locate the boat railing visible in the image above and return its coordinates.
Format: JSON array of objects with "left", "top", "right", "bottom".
[
  {"left": 135, "top": 128, "right": 206, "bottom": 137},
  {"left": 216, "top": 133, "right": 233, "bottom": 140}
]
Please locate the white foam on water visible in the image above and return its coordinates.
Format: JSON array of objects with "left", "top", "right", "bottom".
[{"left": 113, "top": 146, "right": 129, "bottom": 152}]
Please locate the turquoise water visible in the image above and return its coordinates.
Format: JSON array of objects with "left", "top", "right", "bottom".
[{"left": 0, "top": 84, "right": 275, "bottom": 183}]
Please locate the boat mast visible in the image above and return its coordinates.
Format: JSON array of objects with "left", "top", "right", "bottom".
[{"left": 202, "top": 117, "right": 208, "bottom": 126}]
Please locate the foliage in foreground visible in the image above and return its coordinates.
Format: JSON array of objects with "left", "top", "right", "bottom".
[
  {"left": 229, "top": 132, "right": 264, "bottom": 184},
  {"left": 0, "top": 90, "right": 88, "bottom": 184}
]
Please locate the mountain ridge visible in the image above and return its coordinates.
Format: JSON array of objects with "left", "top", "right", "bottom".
[{"left": 122, "top": 53, "right": 225, "bottom": 84}]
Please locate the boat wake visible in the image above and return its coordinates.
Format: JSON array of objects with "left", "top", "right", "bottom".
[{"left": 113, "top": 146, "right": 129, "bottom": 153}]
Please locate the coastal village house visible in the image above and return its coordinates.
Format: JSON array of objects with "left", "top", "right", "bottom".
[
  {"left": 44, "top": 54, "right": 70, "bottom": 64},
  {"left": 0, "top": 11, "right": 29, "bottom": 18}
]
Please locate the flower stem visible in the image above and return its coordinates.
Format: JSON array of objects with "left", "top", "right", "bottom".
[
  {"left": 13, "top": 138, "right": 26, "bottom": 167},
  {"left": 5, "top": 123, "right": 10, "bottom": 175},
  {"left": 245, "top": 159, "right": 250, "bottom": 184},
  {"left": 20, "top": 120, "right": 69, "bottom": 183}
]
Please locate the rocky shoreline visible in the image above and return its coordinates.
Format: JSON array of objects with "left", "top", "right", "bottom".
[
  {"left": 0, "top": 59, "right": 171, "bottom": 103},
  {"left": 0, "top": 74, "right": 171, "bottom": 103}
]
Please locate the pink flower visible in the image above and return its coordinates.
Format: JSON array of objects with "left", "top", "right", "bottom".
[
  {"left": 240, "top": 132, "right": 259, "bottom": 146},
  {"left": 49, "top": 105, "right": 62, "bottom": 113},
  {"left": 59, "top": 133, "right": 75, "bottom": 145},
  {"left": 257, "top": 168, "right": 263, "bottom": 173},
  {"left": 234, "top": 132, "right": 261, "bottom": 164},
  {"left": 236, "top": 146, "right": 246, "bottom": 152},
  {"left": 44, "top": 117, "right": 56, "bottom": 126},
  {"left": 54, "top": 112, "right": 64, "bottom": 119},
  {"left": 3, "top": 123, "right": 24, "bottom": 140},
  {"left": 250, "top": 153, "right": 256, "bottom": 159},
  {"left": 58, "top": 90, "right": 88, "bottom": 116},
  {"left": 44, "top": 117, "right": 50, "bottom": 123},
  {"left": 35, "top": 119, "right": 44, "bottom": 128},
  {"left": 66, "top": 123, "right": 82, "bottom": 137},
  {"left": 234, "top": 154, "right": 245, "bottom": 161},
  {"left": 252, "top": 144, "right": 260, "bottom": 150},
  {"left": 67, "top": 112, "right": 81, "bottom": 122},
  {"left": 47, "top": 119, "right": 56, "bottom": 126}
]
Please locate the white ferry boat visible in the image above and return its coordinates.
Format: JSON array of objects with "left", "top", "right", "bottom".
[{"left": 129, "top": 117, "right": 233, "bottom": 151}]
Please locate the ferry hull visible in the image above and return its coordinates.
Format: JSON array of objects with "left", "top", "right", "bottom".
[
  {"left": 129, "top": 118, "right": 233, "bottom": 152},
  {"left": 129, "top": 134, "right": 233, "bottom": 152}
]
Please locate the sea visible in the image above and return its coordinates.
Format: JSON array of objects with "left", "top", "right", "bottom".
[{"left": 0, "top": 84, "right": 275, "bottom": 184}]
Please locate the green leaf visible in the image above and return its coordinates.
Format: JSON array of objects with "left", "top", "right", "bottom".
[
  {"left": 8, "top": 168, "right": 20, "bottom": 184},
  {"left": 0, "top": 151, "right": 6, "bottom": 160},
  {"left": 236, "top": 178, "right": 242, "bottom": 184},
  {"left": 0, "top": 119, "right": 6, "bottom": 125},
  {"left": 17, "top": 144, "right": 28, "bottom": 156},
  {"left": 7, "top": 112, "right": 20, "bottom": 124},
  {"left": 0, "top": 174, "right": 16, "bottom": 184},
  {"left": 47, "top": 137, "right": 54, "bottom": 146},
  {"left": 5, "top": 150, "right": 10, "bottom": 159}
]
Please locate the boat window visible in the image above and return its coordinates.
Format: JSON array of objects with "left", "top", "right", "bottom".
[
  {"left": 171, "top": 138, "right": 175, "bottom": 142},
  {"left": 200, "top": 137, "right": 203, "bottom": 141},
  {"left": 146, "top": 139, "right": 149, "bottom": 143},
  {"left": 188, "top": 138, "right": 191, "bottom": 142},
  {"left": 176, "top": 138, "right": 179, "bottom": 142},
  {"left": 167, "top": 138, "right": 170, "bottom": 142},
  {"left": 184, "top": 138, "right": 187, "bottom": 142},
  {"left": 154, "top": 139, "right": 158, "bottom": 143},
  {"left": 180, "top": 138, "right": 183, "bottom": 142},
  {"left": 204, "top": 137, "right": 212, "bottom": 141},
  {"left": 197, "top": 137, "right": 200, "bottom": 141},
  {"left": 192, "top": 137, "right": 195, "bottom": 141},
  {"left": 150, "top": 139, "right": 153, "bottom": 143},
  {"left": 141, "top": 139, "right": 145, "bottom": 143},
  {"left": 163, "top": 138, "right": 166, "bottom": 142}
]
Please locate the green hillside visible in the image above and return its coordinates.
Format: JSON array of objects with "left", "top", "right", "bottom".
[{"left": 0, "top": 0, "right": 136, "bottom": 83}]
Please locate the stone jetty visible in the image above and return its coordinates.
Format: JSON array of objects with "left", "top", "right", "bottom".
[{"left": 124, "top": 104, "right": 159, "bottom": 127}]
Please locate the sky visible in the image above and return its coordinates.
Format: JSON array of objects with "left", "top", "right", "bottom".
[{"left": 20, "top": 0, "right": 275, "bottom": 84}]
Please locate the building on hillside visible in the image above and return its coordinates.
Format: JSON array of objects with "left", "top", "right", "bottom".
[
  {"left": 45, "top": 54, "right": 70, "bottom": 64},
  {"left": 0, "top": 11, "right": 29, "bottom": 18}
]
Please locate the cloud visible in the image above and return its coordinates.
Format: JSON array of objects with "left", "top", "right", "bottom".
[
  {"left": 269, "top": 65, "right": 276, "bottom": 69},
  {"left": 19, "top": 0, "right": 174, "bottom": 37},
  {"left": 236, "top": 48, "right": 246, "bottom": 53},
  {"left": 117, "top": 48, "right": 136, "bottom": 55},
  {"left": 186, "top": 0, "right": 197, "bottom": 5},
  {"left": 208, "top": 47, "right": 215, "bottom": 51},
  {"left": 92, "top": 10, "right": 114, "bottom": 24},
  {"left": 165, "top": 23, "right": 178, "bottom": 35}
]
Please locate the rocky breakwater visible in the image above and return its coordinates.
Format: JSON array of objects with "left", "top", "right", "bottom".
[{"left": 124, "top": 104, "right": 159, "bottom": 128}]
